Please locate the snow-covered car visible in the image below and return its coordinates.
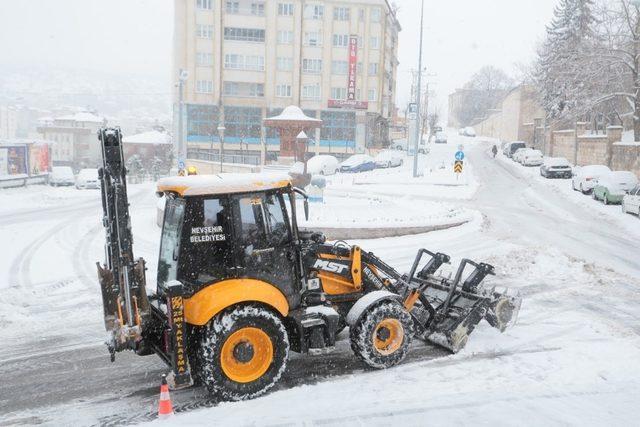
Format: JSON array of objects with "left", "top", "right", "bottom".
[
  {"left": 75, "top": 168, "right": 100, "bottom": 189},
  {"left": 374, "top": 150, "right": 403, "bottom": 168},
  {"left": 622, "top": 185, "right": 640, "bottom": 215},
  {"left": 512, "top": 148, "right": 531, "bottom": 163},
  {"left": 390, "top": 139, "right": 427, "bottom": 154},
  {"left": 463, "top": 127, "right": 476, "bottom": 137},
  {"left": 339, "top": 154, "right": 376, "bottom": 173},
  {"left": 434, "top": 131, "right": 448, "bottom": 144},
  {"left": 306, "top": 155, "right": 339, "bottom": 175},
  {"left": 592, "top": 171, "right": 639, "bottom": 205},
  {"left": 49, "top": 166, "right": 75, "bottom": 186},
  {"left": 571, "top": 165, "right": 611, "bottom": 194},
  {"left": 505, "top": 141, "right": 526, "bottom": 158},
  {"left": 458, "top": 128, "right": 466, "bottom": 136},
  {"left": 521, "top": 149, "right": 544, "bottom": 166},
  {"left": 540, "top": 157, "right": 572, "bottom": 179}
]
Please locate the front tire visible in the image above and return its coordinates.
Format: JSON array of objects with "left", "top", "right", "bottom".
[
  {"left": 198, "top": 304, "right": 289, "bottom": 401},
  {"left": 350, "top": 301, "right": 413, "bottom": 369}
]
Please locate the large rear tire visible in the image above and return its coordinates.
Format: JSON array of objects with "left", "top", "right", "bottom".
[
  {"left": 349, "top": 301, "right": 413, "bottom": 369},
  {"left": 198, "top": 304, "right": 289, "bottom": 401}
]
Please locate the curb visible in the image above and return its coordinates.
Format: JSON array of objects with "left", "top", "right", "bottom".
[{"left": 300, "top": 220, "right": 470, "bottom": 241}]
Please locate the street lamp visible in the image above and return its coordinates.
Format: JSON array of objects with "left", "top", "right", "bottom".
[
  {"left": 296, "top": 130, "right": 308, "bottom": 173},
  {"left": 217, "top": 125, "right": 225, "bottom": 172},
  {"left": 176, "top": 69, "right": 188, "bottom": 166}
]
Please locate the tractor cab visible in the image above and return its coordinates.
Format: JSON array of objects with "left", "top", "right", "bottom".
[{"left": 156, "top": 174, "right": 306, "bottom": 307}]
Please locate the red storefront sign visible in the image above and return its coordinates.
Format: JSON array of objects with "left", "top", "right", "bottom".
[
  {"left": 347, "top": 35, "right": 358, "bottom": 101},
  {"left": 328, "top": 99, "right": 369, "bottom": 109}
]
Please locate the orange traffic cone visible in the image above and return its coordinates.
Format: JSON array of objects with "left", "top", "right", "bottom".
[{"left": 158, "top": 374, "right": 174, "bottom": 419}]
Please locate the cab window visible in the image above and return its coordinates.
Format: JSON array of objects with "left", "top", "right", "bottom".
[
  {"left": 157, "top": 197, "right": 185, "bottom": 287},
  {"left": 237, "top": 193, "right": 291, "bottom": 253},
  {"left": 179, "top": 197, "right": 234, "bottom": 285}
]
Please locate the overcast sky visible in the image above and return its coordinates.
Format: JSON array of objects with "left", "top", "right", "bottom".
[{"left": 0, "top": 0, "right": 560, "bottom": 116}]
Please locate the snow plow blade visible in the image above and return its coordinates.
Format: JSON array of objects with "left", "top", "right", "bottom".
[{"left": 398, "top": 250, "right": 521, "bottom": 353}]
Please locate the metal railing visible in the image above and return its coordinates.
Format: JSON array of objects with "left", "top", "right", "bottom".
[{"left": 187, "top": 149, "right": 261, "bottom": 166}]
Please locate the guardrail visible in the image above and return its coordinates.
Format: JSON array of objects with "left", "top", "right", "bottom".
[
  {"left": 188, "top": 149, "right": 261, "bottom": 166},
  {"left": 0, "top": 174, "right": 48, "bottom": 189}
]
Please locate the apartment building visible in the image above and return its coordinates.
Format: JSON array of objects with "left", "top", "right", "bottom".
[{"left": 173, "top": 0, "right": 401, "bottom": 156}]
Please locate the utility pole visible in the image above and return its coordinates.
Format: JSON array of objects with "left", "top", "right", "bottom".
[{"left": 412, "top": 0, "right": 425, "bottom": 178}]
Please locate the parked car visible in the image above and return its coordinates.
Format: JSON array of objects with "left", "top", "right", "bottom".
[
  {"left": 592, "top": 171, "right": 639, "bottom": 204},
  {"left": 49, "top": 166, "right": 75, "bottom": 186},
  {"left": 339, "top": 154, "right": 376, "bottom": 173},
  {"left": 374, "top": 150, "right": 403, "bottom": 168},
  {"left": 434, "top": 131, "right": 448, "bottom": 144},
  {"left": 512, "top": 148, "right": 531, "bottom": 163},
  {"left": 75, "top": 168, "right": 100, "bottom": 189},
  {"left": 458, "top": 128, "right": 466, "bottom": 136},
  {"left": 306, "top": 155, "right": 339, "bottom": 175},
  {"left": 540, "top": 157, "right": 572, "bottom": 179},
  {"left": 571, "top": 165, "right": 611, "bottom": 194},
  {"left": 622, "top": 185, "right": 640, "bottom": 215},
  {"left": 433, "top": 126, "right": 443, "bottom": 134},
  {"left": 390, "top": 139, "right": 427, "bottom": 154},
  {"left": 505, "top": 141, "right": 527, "bottom": 158},
  {"left": 521, "top": 149, "right": 544, "bottom": 166},
  {"left": 463, "top": 127, "right": 476, "bottom": 137}
]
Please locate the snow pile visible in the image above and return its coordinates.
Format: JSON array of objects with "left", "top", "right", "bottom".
[
  {"left": 297, "top": 193, "right": 474, "bottom": 229},
  {"left": 122, "top": 130, "right": 172, "bottom": 145}
]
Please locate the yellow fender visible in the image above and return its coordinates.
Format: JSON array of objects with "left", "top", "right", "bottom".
[{"left": 183, "top": 279, "right": 290, "bottom": 326}]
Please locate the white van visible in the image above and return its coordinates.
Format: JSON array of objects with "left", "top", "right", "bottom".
[
  {"left": 76, "top": 168, "right": 100, "bottom": 189},
  {"left": 49, "top": 166, "right": 75, "bottom": 186},
  {"left": 306, "top": 155, "right": 339, "bottom": 175}
]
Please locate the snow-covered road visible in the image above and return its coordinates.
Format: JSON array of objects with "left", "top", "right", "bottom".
[{"left": 1, "top": 133, "right": 639, "bottom": 426}]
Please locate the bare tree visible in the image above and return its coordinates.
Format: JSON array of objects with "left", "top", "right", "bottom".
[{"left": 453, "top": 66, "right": 514, "bottom": 126}]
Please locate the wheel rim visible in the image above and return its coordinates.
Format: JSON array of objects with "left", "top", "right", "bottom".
[
  {"left": 372, "top": 318, "right": 404, "bottom": 356},
  {"left": 220, "top": 327, "right": 273, "bottom": 383}
]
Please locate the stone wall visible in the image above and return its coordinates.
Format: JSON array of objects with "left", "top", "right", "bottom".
[
  {"left": 611, "top": 144, "right": 640, "bottom": 176},
  {"left": 550, "top": 130, "right": 576, "bottom": 161}
]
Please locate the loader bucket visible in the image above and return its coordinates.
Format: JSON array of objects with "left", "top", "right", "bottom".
[{"left": 401, "top": 251, "right": 522, "bottom": 353}]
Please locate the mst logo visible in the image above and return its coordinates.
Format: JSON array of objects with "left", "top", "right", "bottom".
[{"left": 313, "top": 259, "right": 349, "bottom": 274}]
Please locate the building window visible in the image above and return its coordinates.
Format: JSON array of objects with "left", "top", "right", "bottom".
[
  {"left": 331, "top": 87, "right": 347, "bottom": 100},
  {"left": 359, "top": 8, "right": 365, "bottom": 22},
  {"left": 196, "top": 24, "right": 214, "bottom": 39},
  {"left": 368, "top": 88, "right": 377, "bottom": 101},
  {"left": 224, "top": 54, "right": 264, "bottom": 71},
  {"left": 250, "top": 2, "right": 265, "bottom": 16},
  {"left": 276, "top": 84, "right": 292, "bottom": 97},
  {"left": 277, "top": 30, "right": 294, "bottom": 44},
  {"left": 333, "top": 7, "right": 350, "bottom": 21},
  {"left": 224, "top": 27, "right": 265, "bottom": 42},
  {"left": 370, "top": 36, "right": 379, "bottom": 49},
  {"left": 368, "top": 63, "right": 378, "bottom": 76},
  {"left": 332, "top": 34, "right": 349, "bottom": 47},
  {"left": 196, "top": 52, "right": 214, "bottom": 66},
  {"left": 197, "top": 0, "right": 212, "bottom": 10},
  {"left": 304, "top": 31, "right": 322, "bottom": 46},
  {"left": 331, "top": 60, "right": 348, "bottom": 74},
  {"left": 223, "top": 82, "right": 264, "bottom": 97},
  {"left": 304, "top": 4, "right": 324, "bottom": 20},
  {"left": 225, "top": 1, "right": 239, "bottom": 13},
  {"left": 321, "top": 110, "right": 356, "bottom": 145},
  {"left": 302, "top": 83, "right": 321, "bottom": 99},
  {"left": 278, "top": 3, "right": 293, "bottom": 16},
  {"left": 187, "top": 104, "right": 220, "bottom": 140},
  {"left": 371, "top": 7, "right": 381, "bottom": 22},
  {"left": 276, "top": 57, "right": 293, "bottom": 71},
  {"left": 224, "top": 106, "right": 262, "bottom": 139},
  {"left": 302, "top": 58, "right": 322, "bottom": 74},
  {"left": 196, "top": 80, "right": 214, "bottom": 94}
]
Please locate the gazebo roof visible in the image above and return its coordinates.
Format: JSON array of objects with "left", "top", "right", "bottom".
[{"left": 263, "top": 105, "right": 322, "bottom": 128}]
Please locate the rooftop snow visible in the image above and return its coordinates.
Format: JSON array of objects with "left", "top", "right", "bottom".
[
  {"left": 55, "top": 112, "right": 104, "bottom": 123},
  {"left": 264, "top": 105, "right": 322, "bottom": 123},
  {"left": 157, "top": 172, "right": 291, "bottom": 197},
  {"left": 122, "top": 130, "right": 171, "bottom": 145}
]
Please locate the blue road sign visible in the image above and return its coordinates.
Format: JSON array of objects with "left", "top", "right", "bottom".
[
  {"left": 455, "top": 151, "right": 465, "bottom": 161},
  {"left": 178, "top": 159, "right": 185, "bottom": 169}
]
